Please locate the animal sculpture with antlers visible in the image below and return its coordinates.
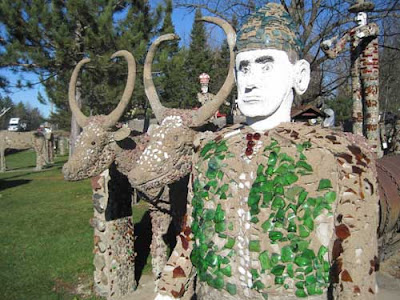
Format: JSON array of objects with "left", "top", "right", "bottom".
[
  {"left": 128, "top": 16, "right": 235, "bottom": 195},
  {"left": 128, "top": 16, "right": 235, "bottom": 280},
  {"left": 0, "top": 130, "right": 52, "bottom": 172},
  {"left": 63, "top": 16, "right": 235, "bottom": 282}
]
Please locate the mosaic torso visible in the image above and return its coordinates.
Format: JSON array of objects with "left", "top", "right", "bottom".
[{"left": 157, "top": 123, "right": 379, "bottom": 300}]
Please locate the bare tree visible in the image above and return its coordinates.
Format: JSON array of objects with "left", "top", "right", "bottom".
[
  {"left": 0, "top": 107, "right": 11, "bottom": 119},
  {"left": 175, "top": 0, "right": 400, "bottom": 106}
]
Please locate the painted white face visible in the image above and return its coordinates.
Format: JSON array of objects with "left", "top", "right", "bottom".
[
  {"left": 236, "top": 49, "right": 294, "bottom": 118},
  {"left": 355, "top": 12, "right": 367, "bottom": 27}
]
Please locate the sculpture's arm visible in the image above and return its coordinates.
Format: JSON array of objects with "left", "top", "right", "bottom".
[
  {"left": 320, "top": 31, "right": 351, "bottom": 59},
  {"left": 355, "top": 23, "right": 379, "bottom": 39},
  {"left": 155, "top": 188, "right": 195, "bottom": 300},
  {"left": 331, "top": 137, "right": 379, "bottom": 299}
]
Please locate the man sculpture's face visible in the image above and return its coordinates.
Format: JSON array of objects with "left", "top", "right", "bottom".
[
  {"left": 355, "top": 12, "right": 367, "bottom": 27},
  {"left": 236, "top": 49, "right": 294, "bottom": 118}
]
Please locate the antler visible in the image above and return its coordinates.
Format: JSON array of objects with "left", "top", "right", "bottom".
[
  {"left": 144, "top": 17, "right": 236, "bottom": 126},
  {"left": 68, "top": 50, "right": 136, "bottom": 128},
  {"left": 144, "top": 34, "right": 179, "bottom": 122},
  {"left": 69, "top": 58, "right": 90, "bottom": 127},
  {"left": 191, "top": 16, "right": 236, "bottom": 127}
]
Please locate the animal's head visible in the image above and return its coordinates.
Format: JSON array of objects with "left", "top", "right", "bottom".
[
  {"left": 128, "top": 116, "right": 196, "bottom": 196},
  {"left": 128, "top": 17, "right": 236, "bottom": 194},
  {"left": 63, "top": 51, "right": 135, "bottom": 181}
]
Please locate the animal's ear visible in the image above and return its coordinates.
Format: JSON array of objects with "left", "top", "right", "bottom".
[{"left": 113, "top": 126, "right": 131, "bottom": 141}]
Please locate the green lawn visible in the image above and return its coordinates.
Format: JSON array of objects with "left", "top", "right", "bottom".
[{"left": 0, "top": 150, "right": 150, "bottom": 300}]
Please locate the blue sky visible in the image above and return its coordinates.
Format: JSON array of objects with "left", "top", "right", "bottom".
[{"left": 0, "top": 1, "right": 198, "bottom": 119}]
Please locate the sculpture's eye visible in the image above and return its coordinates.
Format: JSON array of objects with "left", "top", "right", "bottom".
[
  {"left": 239, "top": 61, "right": 250, "bottom": 74},
  {"left": 91, "top": 141, "right": 96, "bottom": 146},
  {"left": 240, "top": 65, "right": 250, "bottom": 74},
  {"left": 174, "top": 135, "right": 179, "bottom": 142},
  {"left": 262, "top": 62, "right": 273, "bottom": 72}
]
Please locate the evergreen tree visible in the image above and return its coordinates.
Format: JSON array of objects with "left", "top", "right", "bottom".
[
  {"left": 184, "top": 8, "right": 213, "bottom": 108},
  {"left": 0, "top": 0, "right": 160, "bottom": 148},
  {"left": 154, "top": 0, "right": 188, "bottom": 109},
  {"left": 209, "top": 15, "right": 238, "bottom": 115}
]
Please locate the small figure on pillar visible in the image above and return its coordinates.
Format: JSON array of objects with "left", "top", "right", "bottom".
[
  {"left": 197, "top": 73, "right": 214, "bottom": 106},
  {"left": 197, "top": 73, "right": 229, "bottom": 119},
  {"left": 321, "top": 0, "right": 382, "bottom": 157}
]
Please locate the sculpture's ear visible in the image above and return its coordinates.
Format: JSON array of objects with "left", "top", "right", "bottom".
[
  {"left": 113, "top": 126, "right": 131, "bottom": 141},
  {"left": 293, "top": 59, "right": 310, "bottom": 95}
]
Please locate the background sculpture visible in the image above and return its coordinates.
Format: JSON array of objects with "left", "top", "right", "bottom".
[
  {"left": 321, "top": 0, "right": 382, "bottom": 157},
  {"left": 0, "top": 130, "right": 51, "bottom": 172}
]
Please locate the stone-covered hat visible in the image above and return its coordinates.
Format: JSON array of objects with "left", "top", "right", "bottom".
[
  {"left": 349, "top": 1, "right": 375, "bottom": 13},
  {"left": 236, "top": 3, "right": 303, "bottom": 59}
]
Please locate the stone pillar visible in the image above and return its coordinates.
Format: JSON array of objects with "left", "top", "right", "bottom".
[
  {"left": 350, "top": 37, "right": 364, "bottom": 136},
  {"left": 91, "top": 165, "right": 136, "bottom": 299},
  {"left": 361, "top": 36, "right": 383, "bottom": 157},
  {"left": 394, "top": 120, "right": 400, "bottom": 154},
  {"left": 58, "top": 137, "right": 66, "bottom": 156}
]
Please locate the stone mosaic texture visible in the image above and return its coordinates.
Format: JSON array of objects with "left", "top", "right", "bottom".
[
  {"left": 91, "top": 169, "right": 136, "bottom": 299},
  {"left": 156, "top": 123, "right": 379, "bottom": 300},
  {"left": 236, "top": 3, "right": 302, "bottom": 59}
]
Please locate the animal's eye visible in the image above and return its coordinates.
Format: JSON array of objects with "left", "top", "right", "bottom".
[{"left": 91, "top": 141, "right": 96, "bottom": 146}]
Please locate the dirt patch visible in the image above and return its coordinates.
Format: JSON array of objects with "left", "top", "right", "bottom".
[
  {"left": 53, "top": 275, "right": 94, "bottom": 299},
  {"left": 380, "top": 251, "right": 400, "bottom": 279}
]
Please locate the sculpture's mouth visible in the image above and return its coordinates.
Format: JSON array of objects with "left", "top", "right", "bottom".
[
  {"left": 242, "top": 96, "right": 262, "bottom": 103},
  {"left": 62, "top": 159, "right": 102, "bottom": 181}
]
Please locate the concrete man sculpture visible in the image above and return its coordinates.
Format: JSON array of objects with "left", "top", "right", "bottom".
[
  {"left": 143, "top": 3, "right": 379, "bottom": 300},
  {"left": 197, "top": 73, "right": 214, "bottom": 106},
  {"left": 321, "top": 0, "right": 382, "bottom": 157}
]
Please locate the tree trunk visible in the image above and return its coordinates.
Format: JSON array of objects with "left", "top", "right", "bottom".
[
  {"left": 69, "top": 79, "right": 82, "bottom": 156},
  {"left": 70, "top": 20, "right": 84, "bottom": 156}
]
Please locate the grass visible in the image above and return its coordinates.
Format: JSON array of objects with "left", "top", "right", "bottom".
[{"left": 0, "top": 150, "right": 151, "bottom": 300}]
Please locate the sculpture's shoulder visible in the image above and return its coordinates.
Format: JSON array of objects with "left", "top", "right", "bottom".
[
  {"left": 274, "top": 123, "right": 375, "bottom": 157},
  {"left": 195, "top": 123, "right": 244, "bottom": 147}
]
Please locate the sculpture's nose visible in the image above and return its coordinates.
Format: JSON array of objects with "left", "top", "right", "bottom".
[{"left": 245, "top": 86, "right": 256, "bottom": 93}]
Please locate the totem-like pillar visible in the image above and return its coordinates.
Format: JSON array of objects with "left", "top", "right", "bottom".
[
  {"left": 394, "top": 120, "right": 400, "bottom": 154},
  {"left": 90, "top": 166, "right": 136, "bottom": 299},
  {"left": 321, "top": 0, "right": 383, "bottom": 157},
  {"left": 58, "top": 137, "right": 66, "bottom": 156}
]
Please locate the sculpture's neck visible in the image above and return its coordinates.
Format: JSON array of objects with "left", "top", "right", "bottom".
[{"left": 246, "top": 91, "right": 293, "bottom": 132}]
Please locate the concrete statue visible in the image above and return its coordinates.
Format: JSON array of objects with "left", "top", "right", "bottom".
[
  {"left": 128, "top": 16, "right": 235, "bottom": 282},
  {"left": 197, "top": 73, "right": 214, "bottom": 106},
  {"left": 0, "top": 130, "right": 52, "bottom": 172},
  {"left": 63, "top": 16, "right": 235, "bottom": 296},
  {"left": 129, "top": 3, "right": 379, "bottom": 300},
  {"left": 63, "top": 50, "right": 146, "bottom": 297},
  {"left": 321, "top": 0, "right": 382, "bottom": 157}
]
